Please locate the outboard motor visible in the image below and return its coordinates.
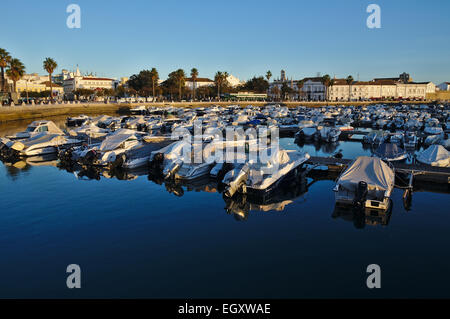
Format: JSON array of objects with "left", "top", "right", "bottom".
[
  {"left": 163, "top": 160, "right": 182, "bottom": 179},
  {"left": 149, "top": 152, "right": 164, "bottom": 170},
  {"left": 224, "top": 165, "right": 249, "bottom": 198},
  {"left": 333, "top": 149, "right": 343, "bottom": 159},
  {"left": 81, "top": 149, "right": 98, "bottom": 165},
  {"left": 353, "top": 181, "right": 368, "bottom": 208}
]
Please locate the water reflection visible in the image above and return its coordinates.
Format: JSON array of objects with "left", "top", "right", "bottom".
[
  {"left": 332, "top": 203, "right": 393, "bottom": 229},
  {"left": 1, "top": 134, "right": 449, "bottom": 225},
  {"left": 224, "top": 176, "right": 307, "bottom": 221}
]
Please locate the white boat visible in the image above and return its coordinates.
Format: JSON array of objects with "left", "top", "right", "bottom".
[
  {"left": 222, "top": 148, "right": 310, "bottom": 198},
  {"left": 416, "top": 145, "right": 450, "bottom": 167},
  {"left": 424, "top": 133, "right": 444, "bottom": 147},
  {"left": 404, "top": 131, "right": 418, "bottom": 149},
  {"left": 298, "top": 127, "right": 317, "bottom": 140},
  {"left": 424, "top": 118, "right": 443, "bottom": 135},
  {"left": 333, "top": 156, "right": 395, "bottom": 211},
  {"left": 389, "top": 132, "right": 404, "bottom": 145},
  {"left": 319, "top": 127, "right": 341, "bottom": 143},
  {"left": 4, "top": 133, "right": 80, "bottom": 157},
  {"left": 130, "top": 105, "right": 148, "bottom": 115},
  {"left": 67, "top": 115, "right": 90, "bottom": 127},
  {"left": 374, "top": 143, "right": 407, "bottom": 162},
  {"left": 6, "top": 120, "right": 64, "bottom": 140},
  {"left": 76, "top": 129, "right": 141, "bottom": 167}
]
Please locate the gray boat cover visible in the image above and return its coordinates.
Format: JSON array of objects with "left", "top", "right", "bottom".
[
  {"left": 99, "top": 129, "right": 137, "bottom": 152},
  {"left": 337, "top": 156, "right": 394, "bottom": 192},
  {"left": 416, "top": 145, "right": 450, "bottom": 167},
  {"left": 11, "top": 133, "right": 68, "bottom": 151},
  {"left": 374, "top": 143, "right": 406, "bottom": 159}
]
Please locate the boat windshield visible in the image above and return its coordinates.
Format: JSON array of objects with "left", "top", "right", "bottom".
[{"left": 26, "top": 126, "right": 37, "bottom": 132}]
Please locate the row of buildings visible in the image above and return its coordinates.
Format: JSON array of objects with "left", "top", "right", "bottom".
[
  {"left": 6, "top": 67, "right": 448, "bottom": 101},
  {"left": 269, "top": 70, "right": 445, "bottom": 101},
  {"left": 5, "top": 66, "right": 245, "bottom": 98}
]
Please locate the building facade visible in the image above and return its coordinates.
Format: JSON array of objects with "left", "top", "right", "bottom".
[
  {"left": 63, "top": 67, "right": 115, "bottom": 93},
  {"left": 6, "top": 73, "right": 64, "bottom": 96},
  {"left": 329, "top": 78, "right": 435, "bottom": 101},
  {"left": 184, "top": 77, "right": 215, "bottom": 90}
]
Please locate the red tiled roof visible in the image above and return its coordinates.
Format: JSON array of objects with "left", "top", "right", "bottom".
[
  {"left": 81, "top": 77, "right": 114, "bottom": 81},
  {"left": 185, "top": 77, "right": 213, "bottom": 82}
]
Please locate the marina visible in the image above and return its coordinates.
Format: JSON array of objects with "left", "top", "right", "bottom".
[{"left": 1, "top": 103, "right": 450, "bottom": 298}]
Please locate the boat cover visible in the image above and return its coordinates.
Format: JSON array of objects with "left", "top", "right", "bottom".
[
  {"left": 29, "top": 121, "right": 64, "bottom": 134},
  {"left": 416, "top": 145, "right": 450, "bottom": 167},
  {"left": 11, "top": 133, "right": 68, "bottom": 151},
  {"left": 374, "top": 143, "right": 406, "bottom": 159},
  {"left": 99, "top": 129, "right": 136, "bottom": 152},
  {"left": 337, "top": 156, "right": 394, "bottom": 192}
]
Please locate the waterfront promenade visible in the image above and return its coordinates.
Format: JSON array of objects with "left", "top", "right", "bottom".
[{"left": 0, "top": 100, "right": 432, "bottom": 123}]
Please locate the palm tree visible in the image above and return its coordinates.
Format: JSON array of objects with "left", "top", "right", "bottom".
[
  {"left": 0, "top": 48, "right": 11, "bottom": 93},
  {"left": 6, "top": 58, "right": 25, "bottom": 93},
  {"left": 321, "top": 74, "right": 331, "bottom": 101},
  {"left": 271, "top": 86, "right": 280, "bottom": 101},
  {"left": 296, "top": 79, "right": 304, "bottom": 101},
  {"left": 150, "top": 68, "right": 159, "bottom": 102},
  {"left": 43, "top": 58, "right": 58, "bottom": 102},
  {"left": 174, "top": 69, "right": 185, "bottom": 101},
  {"left": 266, "top": 70, "right": 272, "bottom": 83},
  {"left": 214, "top": 71, "right": 229, "bottom": 100},
  {"left": 346, "top": 75, "right": 354, "bottom": 101},
  {"left": 190, "top": 68, "right": 198, "bottom": 101}
]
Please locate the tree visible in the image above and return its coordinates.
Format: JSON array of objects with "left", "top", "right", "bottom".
[
  {"left": 150, "top": 68, "right": 159, "bottom": 101},
  {"left": 43, "top": 57, "right": 58, "bottom": 102},
  {"left": 271, "top": 85, "right": 280, "bottom": 101},
  {"left": 6, "top": 58, "right": 25, "bottom": 93},
  {"left": 266, "top": 70, "right": 272, "bottom": 83},
  {"left": 0, "top": 48, "right": 11, "bottom": 93},
  {"left": 346, "top": 75, "right": 354, "bottom": 101},
  {"left": 281, "top": 83, "right": 294, "bottom": 101},
  {"left": 128, "top": 70, "right": 153, "bottom": 94},
  {"left": 167, "top": 69, "right": 185, "bottom": 101},
  {"left": 190, "top": 68, "right": 198, "bottom": 100},
  {"left": 296, "top": 80, "right": 305, "bottom": 101},
  {"left": 214, "top": 71, "right": 229, "bottom": 100},
  {"left": 321, "top": 74, "right": 331, "bottom": 101},
  {"left": 243, "top": 76, "right": 269, "bottom": 93}
]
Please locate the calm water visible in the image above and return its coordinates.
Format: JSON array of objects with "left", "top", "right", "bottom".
[{"left": 1, "top": 121, "right": 450, "bottom": 298}]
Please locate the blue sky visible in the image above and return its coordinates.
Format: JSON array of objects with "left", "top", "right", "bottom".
[{"left": 1, "top": 0, "right": 449, "bottom": 83}]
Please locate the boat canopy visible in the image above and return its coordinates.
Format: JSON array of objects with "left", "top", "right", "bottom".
[
  {"left": 374, "top": 143, "right": 406, "bottom": 159},
  {"left": 11, "top": 133, "right": 67, "bottom": 151},
  {"left": 29, "top": 121, "right": 64, "bottom": 135},
  {"left": 416, "top": 145, "right": 450, "bottom": 167},
  {"left": 337, "top": 156, "right": 394, "bottom": 192},
  {"left": 99, "top": 129, "right": 137, "bottom": 152}
]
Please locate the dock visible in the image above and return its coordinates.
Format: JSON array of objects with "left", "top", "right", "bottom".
[{"left": 305, "top": 156, "right": 450, "bottom": 185}]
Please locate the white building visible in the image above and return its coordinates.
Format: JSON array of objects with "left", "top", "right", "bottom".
[
  {"left": 301, "top": 77, "right": 326, "bottom": 101},
  {"left": 329, "top": 78, "right": 435, "bottom": 101},
  {"left": 6, "top": 73, "right": 64, "bottom": 95},
  {"left": 226, "top": 74, "right": 245, "bottom": 87},
  {"left": 184, "top": 77, "right": 214, "bottom": 90},
  {"left": 63, "top": 67, "right": 115, "bottom": 93},
  {"left": 437, "top": 82, "right": 450, "bottom": 91}
]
